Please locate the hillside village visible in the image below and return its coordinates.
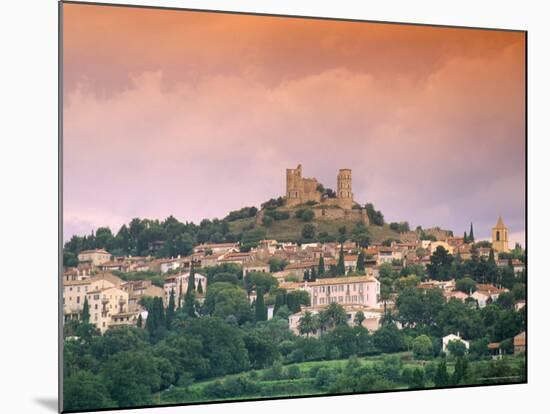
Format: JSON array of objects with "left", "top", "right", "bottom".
[
  {"left": 62, "top": 165, "right": 526, "bottom": 410},
  {"left": 63, "top": 165, "right": 526, "bottom": 349}
]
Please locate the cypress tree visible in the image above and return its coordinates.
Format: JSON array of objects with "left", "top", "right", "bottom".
[
  {"left": 310, "top": 266, "right": 317, "bottom": 281},
  {"left": 337, "top": 244, "right": 346, "bottom": 275},
  {"left": 166, "top": 289, "right": 175, "bottom": 329},
  {"left": 488, "top": 248, "right": 496, "bottom": 266},
  {"left": 303, "top": 269, "right": 310, "bottom": 282},
  {"left": 255, "top": 288, "right": 267, "bottom": 322},
  {"left": 469, "top": 222, "right": 475, "bottom": 243},
  {"left": 136, "top": 313, "right": 143, "bottom": 328},
  {"left": 357, "top": 250, "right": 366, "bottom": 272},
  {"left": 183, "top": 290, "right": 196, "bottom": 318},
  {"left": 318, "top": 255, "right": 325, "bottom": 277},
  {"left": 81, "top": 296, "right": 90, "bottom": 324},
  {"left": 187, "top": 262, "right": 196, "bottom": 294},
  {"left": 463, "top": 231, "right": 468, "bottom": 243},
  {"left": 434, "top": 359, "right": 449, "bottom": 387},
  {"left": 197, "top": 279, "right": 203, "bottom": 294}
]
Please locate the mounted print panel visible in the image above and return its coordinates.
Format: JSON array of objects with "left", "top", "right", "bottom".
[{"left": 60, "top": 1, "right": 527, "bottom": 412}]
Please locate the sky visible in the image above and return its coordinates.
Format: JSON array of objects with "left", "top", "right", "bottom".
[{"left": 62, "top": 3, "right": 526, "bottom": 245}]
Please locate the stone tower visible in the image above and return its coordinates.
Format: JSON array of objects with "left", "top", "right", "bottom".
[
  {"left": 336, "top": 169, "right": 354, "bottom": 209},
  {"left": 492, "top": 216, "right": 510, "bottom": 253},
  {"left": 285, "top": 164, "right": 321, "bottom": 207}
]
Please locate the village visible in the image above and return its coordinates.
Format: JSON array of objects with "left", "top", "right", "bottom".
[{"left": 62, "top": 166, "right": 526, "bottom": 358}]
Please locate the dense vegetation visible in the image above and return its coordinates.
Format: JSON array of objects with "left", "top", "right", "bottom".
[{"left": 64, "top": 258, "right": 526, "bottom": 411}]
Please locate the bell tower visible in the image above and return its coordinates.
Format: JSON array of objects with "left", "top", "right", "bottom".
[{"left": 492, "top": 216, "right": 510, "bottom": 253}]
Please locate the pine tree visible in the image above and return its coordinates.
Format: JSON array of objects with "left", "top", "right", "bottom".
[
  {"left": 469, "top": 222, "right": 475, "bottom": 243},
  {"left": 197, "top": 279, "right": 203, "bottom": 294},
  {"left": 166, "top": 289, "right": 175, "bottom": 329},
  {"left": 336, "top": 244, "right": 346, "bottom": 275},
  {"left": 357, "top": 250, "right": 366, "bottom": 272},
  {"left": 255, "top": 288, "right": 267, "bottom": 322},
  {"left": 81, "top": 296, "right": 90, "bottom": 324},
  {"left": 318, "top": 255, "right": 325, "bottom": 277},
  {"left": 136, "top": 313, "right": 143, "bottom": 328}
]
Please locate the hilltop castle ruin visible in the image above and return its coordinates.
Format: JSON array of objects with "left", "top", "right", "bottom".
[
  {"left": 283, "top": 164, "right": 368, "bottom": 224},
  {"left": 286, "top": 164, "right": 354, "bottom": 209}
]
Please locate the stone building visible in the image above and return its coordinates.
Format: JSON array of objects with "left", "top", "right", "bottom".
[
  {"left": 285, "top": 164, "right": 356, "bottom": 210},
  {"left": 285, "top": 164, "right": 322, "bottom": 207}
]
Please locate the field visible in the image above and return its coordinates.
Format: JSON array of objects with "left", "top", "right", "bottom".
[{"left": 158, "top": 353, "right": 525, "bottom": 405}]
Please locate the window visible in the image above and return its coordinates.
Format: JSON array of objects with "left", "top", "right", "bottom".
[{"left": 77, "top": 296, "right": 80, "bottom": 304}]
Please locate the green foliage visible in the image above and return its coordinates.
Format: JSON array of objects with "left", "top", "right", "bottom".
[
  {"left": 447, "top": 339, "right": 467, "bottom": 358},
  {"left": 203, "top": 282, "right": 253, "bottom": 325},
  {"left": 225, "top": 206, "right": 258, "bottom": 222},
  {"left": 456, "top": 277, "right": 477, "bottom": 294},
  {"left": 412, "top": 335, "right": 434, "bottom": 359},
  {"left": 255, "top": 288, "right": 268, "bottom": 322},
  {"left": 434, "top": 359, "right": 450, "bottom": 387},
  {"left": 365, "top": 203, "right": 384, "bottom": 226},
  {"left": 81, "top": 297, "right": 90, "bottom": 324},
  {"left": 64, "top": 371, "right": 114, "bottom": 411},
  {"left": 301, "top": 223, "right": 316, "bottom": 241},
  {"left": 389, "top": 221, "right": 410, "bottom": 233},
  {"left": 63, "top": 251, "right": 79, "bottom": 267},
  {"left": 427, "top": 246, "right": 454, "bottom": 280},
  {"left": 245, "top": 271, "right": 278, "bottom": 294},
  {"left": 372, "top": 323, "right": 406, "bottom": 353}
]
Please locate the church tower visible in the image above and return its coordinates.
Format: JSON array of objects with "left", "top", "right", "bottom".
[
  {"left": 336, "top": 169, "right": 354, "bottom": 209},
  {"left": 492, "top": 216, "right": 510, "bottom": 253}
]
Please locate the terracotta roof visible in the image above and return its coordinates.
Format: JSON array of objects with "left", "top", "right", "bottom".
[{"left": 308, "top": 275, "right": 378, "bottom": 286}]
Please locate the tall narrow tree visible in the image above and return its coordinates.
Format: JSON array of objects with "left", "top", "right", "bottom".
[
  {"left": 255, "top": 288, "right": 267, "bottom": 322},
  {"left": 469, "top": 222, "right": 475, "bottom": 243},
  {"left": 318, "top": 255, "right": 325, "bottom": 277},
  {"left": 197, "top": 279, "right": 203, "bottom": 294},
  {"left": 310, "top": 266, "right": 317, "bottom": 281},
  {"left": 336, "top": 244, "right": 346, "bottom": 275},
  {"left": 136, "top": 313, "right": 143, "bottom": 328},
  {"left": 166, "top": 289, "right": 175, "bottom": 329},
  {"left": 463, "top": 231, "right": 468, "bottom": 243},
  {"left": 81, "top": 296, "right": 90, "bottom": 324},
  {"left": 357, "top": 250, "right": 366, "bottom": 272}
]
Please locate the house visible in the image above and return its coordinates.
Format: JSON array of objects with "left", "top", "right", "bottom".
[
  {"left": 243, "top": 260, "right": 270, "bottom": 276},
  {"left": 442, "top": 333, "right": 470, "bottom": 354},
  {"left": 344, "top": 255, "right": 358, "bottom": 272},
  {"left": 85, "top": 285, "right": 130, "bottom": 333},
  {"left": 217, "top": 251, "right": 254, "bottom": 266},
  {"left": 193, "top": 242, "right": 239, "bottom": 255},
  {"left": 472, "top": 284, "right": 508, "bottom": 308},
  {"left": 121, "top": 280, "right": 164, "bottom": 312},
  {"left": 288, "top": 305, "right": 382, "bottom": 336},
  {"left": 497, "top": 258, "right": 525, "bottom": 275},
  {"left": 514, "top": 331, "right": 526, "bottom": 354},
  {"left": 98, "top": 260, "right": 129, "bottom": 273},
  {"left": 159, "top": 258, "right": 181, "bottom": 274},
  {"left": 488, "top": 342, "right": 503, "bottom": 360},
  {"left": 77, "top": 249, "right": 112, "bottom": 267},
  {"left": 444, "top": 290, "right": 469, "bottom": 302},
  {"left": 305, "top": 276, "right": 380, "bottom": 308},
  {"left": 164, "top": 272, "right": 208, "bottom": 306},
  {"left": 63, "top": 264, "right": 92, "bottom": 282},
  {"left": 418, "top": 279, "right": 455, "bottom": 292}
]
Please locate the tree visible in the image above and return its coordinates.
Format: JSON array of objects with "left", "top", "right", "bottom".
[
  {"left": 197, "top": 279, "right": 204, "bottom": 294},
  {"left": 302, "top": 224, "right": 316, "bottom": 240},
  {"left": 336, "top": 244, "right": 346, "bottom": 275},
  {"left": 412, "top": 335, "right": 434, "bottom": 359},
  {"left": 354, "top": 311, "right": 365, "bottom": 326},
  {"left": 81, "top": 296, "right": 90, "bottom": 324},
  {"left": 63, "top": 371, "right": 114, "bottom": 411},
  {"left": 301, "top": 209, "right": 315, "bottom": 222},
  {"left": 136, "top": 314, "right": 143, "bottom": 328},
  {"left": 469, "top": 222, "right": 475, "bottom": 243},
  {"left": 434, "top": 359, "right": 449, "bottom": 387},
  {"left": 356, "top": 250, "right": 366, "bottom": 272},
  {"left": 255, "top": 288, "right": 267, "bottom": 322},
  {"left": 318, "top": 302, "right": 348, "bottom": 332},
  {"left": 488, "top": 248, "right": 496, "bottom": 266},
  {"left": 452, "top": 357, "right": 469, "bottom": 385},
  {"left": 166, "top": 289, "right": 176, "bottom": 329},
  {"left": 298, "top": 311, "right": 319, "bottom": 337},
  {"left": 447, "top": 339, "right": 467, "bottom": 358},
  {"left": 372, "top": 323, "right": 406, "bottom": 353},
  {"left": 318, "top": 256, "right": 325, "bottom": 277},
  {"left": 365, "top": 203, "right": 384, "bottom": 226},
  {"left": 427, "top": 246, "right": 454, "bottom": 280},
  {"left": 455, "top": 277, "right": 477, "bottom": 294},
  {"left": 203, "top": 282, "right": 253, "bottom": 324}
]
